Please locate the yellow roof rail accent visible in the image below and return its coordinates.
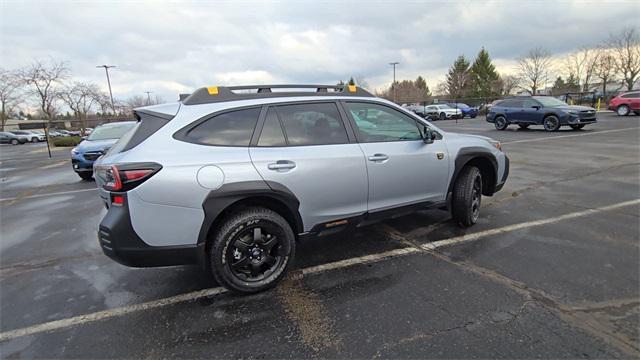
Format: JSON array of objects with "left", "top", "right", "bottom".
[
  {"left": 207, "top": 86, "right": 219, "bottom": 95},
  {"left": 347, "top": 85, "right": 357, "bottom": 93}
]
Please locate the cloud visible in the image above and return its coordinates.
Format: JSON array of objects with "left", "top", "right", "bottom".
[{"left": 1, "top": 0, "right": 639, "bottom": 102}]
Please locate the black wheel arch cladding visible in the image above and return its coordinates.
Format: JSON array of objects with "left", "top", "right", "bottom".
[
  {"left": 449, "top": 147, "right": 499, "bottom": 196},
  {"left": 198, "top": 181, "right": 303, "bottom": 247}
]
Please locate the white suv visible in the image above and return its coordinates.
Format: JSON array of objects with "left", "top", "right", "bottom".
[{"left": 94, "top": 84, "right": 509, "bottom": 293}]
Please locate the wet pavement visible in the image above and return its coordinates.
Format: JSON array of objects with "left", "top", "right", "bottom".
[{"left": 1, "top": 112, "right": 639, "bottom": 358}]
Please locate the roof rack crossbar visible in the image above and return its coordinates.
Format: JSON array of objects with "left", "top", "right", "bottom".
[{"left": 181, "top": 84, "right": 374, "bottom": 105}]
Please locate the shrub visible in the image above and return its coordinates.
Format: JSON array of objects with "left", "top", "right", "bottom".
[{"left": 53, "top": 136, "right": 83, "bottom": 147}]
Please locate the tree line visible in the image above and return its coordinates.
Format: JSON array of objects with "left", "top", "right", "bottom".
[
  {"left": 374, "top": 26, "right": 638, "bottom": 104},
  {"left": 0, "top": 60, "right": 163, "bottom": 131}
]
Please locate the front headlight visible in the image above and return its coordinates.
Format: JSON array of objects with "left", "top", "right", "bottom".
[
  {"left": 567, "top": 110, "right": 579, "bottom": 115},
  {"left": 487, "top": 139, "right": 502, "bottom": 151},
  {"left": 71, "top": 147, "right": 78, "bottom": 155}
]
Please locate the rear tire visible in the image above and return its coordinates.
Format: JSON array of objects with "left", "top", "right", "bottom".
[
  {"left": 494, "top": 116, "right": 508, "bottom": 130},
  {"left": 210, "top": 207, "right": 295, "bottom": 294},
  {"left": 570, "top": 124, "right": 585, "bottom": 130},
  {"left": 452, "top": 166, "right": 483, "bottom": 227},
  {"left": 543, "top": 115, "right": 561, "bottom": 131},
  {"left": 617, "top": 105, "right": 630, "bottom": 116},
  {"left": 518, "top": 124, "right": 530, "bottom": 129}
]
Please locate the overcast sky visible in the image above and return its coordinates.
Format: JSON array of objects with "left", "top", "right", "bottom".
[{"left": 1, "top": 0, "right": 639, "bottom": 103}]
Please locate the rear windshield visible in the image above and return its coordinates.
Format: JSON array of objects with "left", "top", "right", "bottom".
[{"left": 88, "top": 123, "right": 136, "bottom": 141}]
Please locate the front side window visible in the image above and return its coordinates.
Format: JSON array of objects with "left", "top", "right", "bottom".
[
  {"left": 522, "top": 99, "right": 540, "bottom": 108},
  {"left": 345, "top": 102, "right": 422, "bottom": 142},
  {"left": 533, "top": 96, "right": 568, "bottom": 107},
  {"left": 275, "top": 103, "right": 348, "bottom": 146},
  {"left": 185, "top": 107, "right": 260, "bottom": 146}
]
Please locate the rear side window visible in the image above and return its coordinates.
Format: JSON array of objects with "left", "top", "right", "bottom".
[
  {"left": 622, "top": 92, "right": 640, "bottom": 98},
  {"left": 275, "top": 103, "right": 348, "bottom": 146},
  {"left": 185, "top": 107, "right": 260, "bottom": 146},
  {"left": 109, "top": 115, "right": 170, "bottom": 154}
]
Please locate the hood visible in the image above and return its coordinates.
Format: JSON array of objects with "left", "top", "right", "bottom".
[
  {"left": 556, "top": 105, "right": 595, "bottom": 112},
  {"left": 76, "top": 138, "right": 118, "bottom": 153},
  {"left": 446, "top": 132, "right": 493, "bottom": 142}
]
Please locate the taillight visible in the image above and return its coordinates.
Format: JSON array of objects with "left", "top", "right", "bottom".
[{"left": 98, "top": 162, "right": 162, "bottom": 192}]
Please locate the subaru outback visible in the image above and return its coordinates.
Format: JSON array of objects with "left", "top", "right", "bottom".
[{"left": 94, "top": 84, "right": 509, "bottom": 293}]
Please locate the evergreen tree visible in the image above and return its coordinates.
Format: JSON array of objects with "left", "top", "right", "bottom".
[
  {"left": 551, "top": 76, "right": 567, "bottom": 93},
  {"left": 470, "top": 47, "right": 500, "bottom": 98},
  {"left": 347, "top": 77, "right": 355, "bottom": 86},
  {"left": 446, "top": 55, "right": 471, "bottom": 98}
]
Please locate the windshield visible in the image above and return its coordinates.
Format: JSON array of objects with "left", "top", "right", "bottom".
[
  {"left": 87, "top": 123, "right": 135, "bottom": 141},
  {"left": 534, "top": 96, "right": 568, "bottom": 107}
]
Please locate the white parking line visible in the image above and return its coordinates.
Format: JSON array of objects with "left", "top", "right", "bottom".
[
  {"left": 502, "top": 127, "right": 637, "bottom": 145},
  {"left": 0, "top": 198, "right": 637, "bottom": 342},
  {"left": 0, "top": 188, "right": 97, "bottom": 203}
]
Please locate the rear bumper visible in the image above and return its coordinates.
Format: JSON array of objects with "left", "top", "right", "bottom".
[{"left": 98, "top": 193, "right": 202, "bottom": 267}]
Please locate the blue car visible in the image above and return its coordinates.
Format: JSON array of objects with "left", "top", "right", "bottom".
[
  {"left": 486, "top": 96, "right": 597, "bottom": 132},
  {"left": 71, "top": 121, "right": 136, "bottom": 180},
  {"left": 448, "top": 103, "right": 478, "bottom": 118}
]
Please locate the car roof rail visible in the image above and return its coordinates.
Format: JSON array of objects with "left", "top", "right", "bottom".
[{"left": 181, "top": 84, "right": 375, "bottom": 105}]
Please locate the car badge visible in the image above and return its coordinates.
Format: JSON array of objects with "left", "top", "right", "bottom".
[{"left": 436, "top": 152, "right": 445, "bottom": 160}]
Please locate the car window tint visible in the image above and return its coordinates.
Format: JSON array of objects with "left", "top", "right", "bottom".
[
  {"left": 522, "top": 99, "right": 539, "bottom": 108},
  {"left": 622, "top": 93, "right": 639, "bottom": 98},
  {"left": 258, "top": 108, "right": 286, "bottom": 146},
  {"left": 186, "top": 107, "right": 260, "bottom": 146},
  {"left": 276, "top": 103, "right": 348, "bottom": 146},
  {"left": 346, "top": 102, "right": 422, "bottom": 143}
]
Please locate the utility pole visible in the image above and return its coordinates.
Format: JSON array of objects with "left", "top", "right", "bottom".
[
  {"left": 96, "top": 65, "right": 116, "bottom": 114},
  {"left": 389, "top": 62, "right": 399, "bottom": 102},
  {"left": 145, "top": 91, "right": 152, "bottom": 105}
]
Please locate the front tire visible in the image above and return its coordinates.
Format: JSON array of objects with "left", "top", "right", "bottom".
[
  {"left": 439, "top": 112, "right": 446, "bottom": 120},
  {"left": 31, "top": 137, "right": 39, "bottom": 143},
  {"left": 570, "top": 124, "right": 585, "bottom": 130},
  {"left": 543, "top": 115, "right": 561, "bottom": 131},
  {"left": 210, "top": 207, "right": 295, "bottom": 294},
  {"left": 494, "top": 116, "right": 508, "bottom": 130},
  {"left": 617, "top": 105, "right": 630, "bottom": 116},
  {"left": 77, "top": 172, "right": 93, "bottom": 181},
  {"left": 10, "top": 139, "right": 18, "bottom": 145},
  {"left": 452, "top": 166, "right": 482, "bottom": 227}
]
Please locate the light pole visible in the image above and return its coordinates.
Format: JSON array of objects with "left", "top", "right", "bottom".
[
  {"left": 389, "top": 62, "right": 399, "bottom": 102},
  {"left": 96, "top": 65, "right": 116, "bottom": 114},
  {"left": 145, "top": 91, "right": 152, "bottom": 105}
]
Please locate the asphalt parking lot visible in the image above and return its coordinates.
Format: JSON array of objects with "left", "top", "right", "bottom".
[{"left": 1, "top": 112, "right": 639, "bottom": 358}]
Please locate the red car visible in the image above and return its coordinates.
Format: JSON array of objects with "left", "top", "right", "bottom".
[{"left": 608, "top": 91, "right": 640, "bottom": 116}]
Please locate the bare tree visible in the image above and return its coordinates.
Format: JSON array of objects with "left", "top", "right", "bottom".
[
  {"left": 517, "top": 47, "right": 553, "bottom": 95},
  {"left": 60, "top": 81, "right": 100, "bottom": 132},
  {"left": 594, "top": 48, "right": 618, "bottom": 97},
  {"left": 0, "top": 68, "right": 23, "bottom": 131},
  {"left": 354, "top": 76, "right": 370, "bottom": 90},
  {"left": 609, "top": 27, "right": 640, "bottom": 91},
  {"left": 565, "top": 47, "right": 599, "bottom": 92},
  {"left": 500, "top": 74, "right": 519, "bottom": 96},
  {"left": 20, "top": 60, "right": 68, "bottom": 126}
]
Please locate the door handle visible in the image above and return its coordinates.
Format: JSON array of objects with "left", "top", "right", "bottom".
[
  {"left": 368, "top": 154, "right": 389, "bottom": 162},
  {"left": 267, "top": 160, "right": 296, "bottom": 170}
]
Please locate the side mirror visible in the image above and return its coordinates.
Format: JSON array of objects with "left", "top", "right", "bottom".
[
  {"left": 81, "top": 136, "right": 87, "bottom": 140},
  {"left": 422, "top": 126, "right": 434, "bottom": 144},
  {"left": 532, "top": 105, "right": 541, "bottom": 110}
]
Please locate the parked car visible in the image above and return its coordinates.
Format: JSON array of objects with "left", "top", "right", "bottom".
[
  {"left": 93, "top": 84, "right": 509, "bottom": 294},
  {"left": 9, "top": 130, "right": 44, "bottom": 142},
  {"left": 424, "top": 104, "right": 462, "bottom": 120},
  {"left": 47, "top": 130, "right": 65, "bottom": 137},
  {"left": 82, "top": 127, "right": 94, "bottom": 136},
  {"left": 71, "top": 121, "right": 136, "bottom": 180},
  {"left": 57, "top": 129, "right": 78, "bottom": 137},
  {"left": 447, "top": 103, "right": 478, "bottom": 118},
  {"left": 403, "top": 104, "right": 427, "bottom": 118},
  {"left": 487, "top": 96, "right": 597, "bottom": 131},
  {"left": 0, "top": 131, "right": 27, "bottom": 145},
  {"left": 608, "top": 91, "right": 640, "bottom": 116}
]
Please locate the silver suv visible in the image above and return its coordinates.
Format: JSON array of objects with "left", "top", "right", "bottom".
[{"left": 94, "top": 84, "right": 509, "bottom": 293}]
